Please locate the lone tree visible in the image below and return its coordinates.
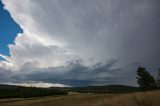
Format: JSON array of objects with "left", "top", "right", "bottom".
[
  {"left": 157, "top": 69, "right": 160, "bottom": 88},
  {"left": 136, "top": 66, "right": 157, "bottom": 91}
]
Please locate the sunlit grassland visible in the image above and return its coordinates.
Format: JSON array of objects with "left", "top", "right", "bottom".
[{"left": 0, "top": 90, "right": 160, "bottom": 106}]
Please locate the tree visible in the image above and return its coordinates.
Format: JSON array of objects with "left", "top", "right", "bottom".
[
  {"left": 136, "top": 66, "right": 157, "bottom": 91},
  {"left": 157, "top": 69, "right": 160, "bottom": 88}
]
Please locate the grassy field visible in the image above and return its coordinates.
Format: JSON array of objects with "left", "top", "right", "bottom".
[{"left": 0, "top": 90, "right": 160, "bottom": 106}]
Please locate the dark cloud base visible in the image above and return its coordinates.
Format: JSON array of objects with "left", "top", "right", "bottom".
[{"left": 0, "top": 59, "right": 138, "bottom": 86}]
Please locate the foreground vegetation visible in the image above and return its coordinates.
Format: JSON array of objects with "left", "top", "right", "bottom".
[{"left": 0, "top": 90, "right": 160, "bottom": 106}]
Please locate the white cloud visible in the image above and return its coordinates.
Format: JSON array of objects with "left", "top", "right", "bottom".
[
  {"left": 2, "top": 0, "right": 119, "bottom": 70},
  {"left": 1, "top": 82, "right": 70, "bottom": 88}
]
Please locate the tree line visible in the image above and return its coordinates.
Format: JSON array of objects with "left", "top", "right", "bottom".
[
  {"left": 136, "top": 66, "right": 160, "bottom": 91},
  {"left": 0, "top": 86, "right": 67, "bottom": 98}
]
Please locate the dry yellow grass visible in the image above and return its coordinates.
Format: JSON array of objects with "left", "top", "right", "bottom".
[{"left": 0, "top": 90, "right": 160, "bottom": 106}]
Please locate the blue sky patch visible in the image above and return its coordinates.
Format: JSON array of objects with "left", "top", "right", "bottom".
[{"left": 0, "top": 0, "right": 22, "bottom": 56}]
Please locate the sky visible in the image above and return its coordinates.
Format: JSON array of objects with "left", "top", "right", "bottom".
[
  {"left": 0, "top": 0, "right": 160, "bottom": 87},
  {"left": 0, "top": 1, "right": 22, "bottom": 56}
]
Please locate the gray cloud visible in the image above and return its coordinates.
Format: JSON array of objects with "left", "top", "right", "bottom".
[
  {"left": 0, "top": 59, "right": 138, "bottom": 86},
  {"left": 0, "top": 0, "right": 160, "bottom": 86}
]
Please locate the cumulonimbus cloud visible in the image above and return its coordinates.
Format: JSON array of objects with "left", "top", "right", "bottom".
[{"left": 0, "top": 0, "right": 160, "bottom": 86}]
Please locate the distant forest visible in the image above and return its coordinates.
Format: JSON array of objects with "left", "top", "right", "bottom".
[{"left": 0, "top": 86, "right": 67, "bottom": 98}]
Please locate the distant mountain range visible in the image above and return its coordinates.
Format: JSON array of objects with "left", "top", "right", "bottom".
[{"left": 66, "top": 85, "right": 139, "bottom": 93}]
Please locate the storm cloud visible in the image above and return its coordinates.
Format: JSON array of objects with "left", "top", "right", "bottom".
[{"left": 0, "top": 0, "right": 160, "bottom": 87}]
